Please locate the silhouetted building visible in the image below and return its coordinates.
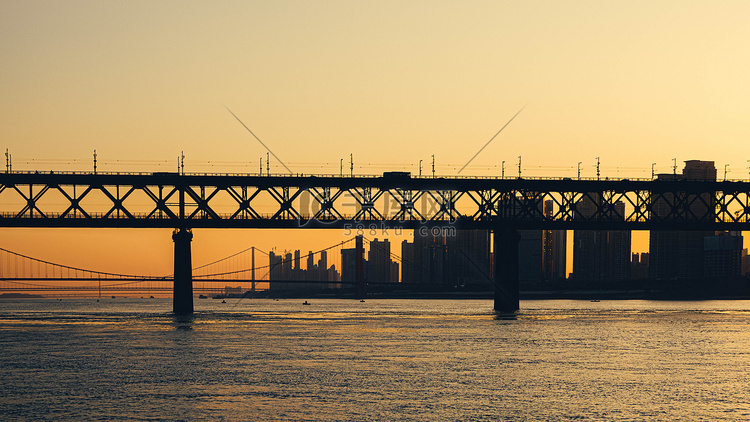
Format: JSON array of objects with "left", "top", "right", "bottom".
[
  {"left": 282, "top": 252, "right": 292, "bottom": 278},
  {"left": 268, "top": 251, "right": 285, "bottom": 291},
  {"left": 683, "top": 159, "right": 717, "bottom": 180},
  {"left": 327, "top": 263, "right": 340, "bottom": 288},
  {"left": 704, "top": 232, "right": 742, "bottom": 278},
  {"left": 543, "top": 200, "right": 567, "bottom": 281},
  {"left": 390, "top": 261, "right": 399, "bottom": 283},
  {"left": 518, "top": 230, "right": 543, "bottom": 287},
  {"left": 269, "top": 252, "right": 282, "bottom": 279},
  {"left": 306, "top": 251, "right": 314, "bottom": 274},
  {"left": 631, "top": 252, "right": 649, "bottom": 279},
  {"left": 367, "top": 238, "right": 394, "bottom": 283},
  {"left": 446, "top": 230, "right": 491, "bottom": 288},
  {"left": 411, "top": 231, "right": 446, "bottom": 285},
  {"left": 402, "top": 229, "right": 490, "bottom": 288},
  {"left": 317, "top": 250, "right": 328, "bottom": 280},
  {"left": 649, "top": 160, "right": 716, "bottom": 280},
  {"left": 573, "top": 196, "right": 631, "bottom": 285},
  {"left": 401, "top": 240, "right": 416, "bottom": 283},
  {"left": 609, "top": 226, "right": 631, "bottom": 281},
  {"left": 504, "top": 193, "right": 546, "bottom": 288},
  {"left": 742, "top": 249, "right": 750, "bottom": 278},
  {"left": 268, "top": 249, "right": 341, "bottom": 292},
  {"left": 341, "top": 248, "right": 357, "bottom": 283}
]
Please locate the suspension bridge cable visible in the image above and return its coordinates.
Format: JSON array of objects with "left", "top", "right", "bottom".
[
  {"left": 195, "top": 237, "right": 355, "bottom": 278},
  {"left": 1, "top": 280, "right": 66, "bottom": 289},
  {"left": 196, "top": 238, "right": 353, "bottom": 279},
  {"left": 0, "top": 247, "right": 153, "bottom": 279},
  {"left": 191, "top": 246, "right": 269, "bottom": 271},
  {"left": 230, "top": 266, "right": 274, "bottom": 308}
]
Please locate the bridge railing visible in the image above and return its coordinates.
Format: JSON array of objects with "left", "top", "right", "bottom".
[{"left": 2, "top": 170, "right": 696, "bottom": 182}]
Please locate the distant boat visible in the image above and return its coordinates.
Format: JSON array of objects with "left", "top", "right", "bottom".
[
  {"left": 198, "top": 295, "right": 208, "bottom": 299},
  {"left": 149, "top": 296, "right": 155, "bottom": 299},
  {"left": 221, "top": 299, "right": 226, "bottom": 303},
  {"left": 360, "top": 300, "right": 365, "bottom": 303},
  {"left": 111, "top": 296, "right": 116, "bottom": 299},
  {"left": 590, "top": 300, "right": 600, "bottom": 303},
  {"left": 302, "top": 300, "right": 310, "bottom": 305}
]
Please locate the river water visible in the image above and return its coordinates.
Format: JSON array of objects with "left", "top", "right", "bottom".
[{"left": 1, "top": 298, "right": 750, "bottom": 421}]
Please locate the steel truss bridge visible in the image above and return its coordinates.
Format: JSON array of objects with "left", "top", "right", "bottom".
[{"left": 2, "top": 171, "right": 750, "bottom": 312}]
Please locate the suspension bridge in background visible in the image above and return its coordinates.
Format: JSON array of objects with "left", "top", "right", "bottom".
[
  {"left": 2, "top": 169, "right": 750, "bottom": 313},
  {"left": 0, "top": 237, "right": 389, "bottom": 296}
]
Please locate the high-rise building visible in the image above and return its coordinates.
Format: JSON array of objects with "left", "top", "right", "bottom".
[
  {"left": 518, "top": 230, "right": 543, "bottom": 287},
  {"left": 401, "top": 240, "right": 416, "bottom": 284},
  {"left": 401, "top": 230, "right": 490, "bottom": 288},
  {"left": 318, "top": 250, "right": 328, "bottom": 280},
  {"left": 282, "top": 252, "right": 293, "bottom": 279},
  {"left": 573, "top": 196, "right": 631, "bottom": 285},
  {"left": 268, "top": 251, "right": 284, "bottom": 291},
  {"left": 683, "top": 160, "right": 717, "bottom": 180},
  {"left": 445, "top": 230, "right": 491, "bottom": 288},
  {"left": 631, "top": 252, "right": 649, "bottom": 279},
  {"left": 649, "top": 160, "right": 716, "bottom": 280},
  {"left": 542, "top": 200, "right": 567, "bottom": 281},
  {"left": 341, "top": 248, "right": 356, "bottom": 283},
  {"left": 268, "top": 252, "right": 282, "bottom": 280},
  {"left": 412, "top": 231, "right": 445, "bottom": 285},
  {"left": 506, "top": 193, "right": 548, "bottom": 288},
  {"left": 741, "top": 249, "right": 750, "bottom": 277},
  {"left": 704, "top": 231, "right": 743, "bottom": 278},
  {"left": 367, "top": 238, "right": 394, "bottom": 283},
  {"left": 267, "top": 248, "right": 341, "bottom": 293},
  {"left": 306, "top": 251, "right": 314, "bottom": 273}
]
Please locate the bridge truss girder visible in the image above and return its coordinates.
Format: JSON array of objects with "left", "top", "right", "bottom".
[{"left": 1, "top": 173, "right": 749, "bottom": 231}]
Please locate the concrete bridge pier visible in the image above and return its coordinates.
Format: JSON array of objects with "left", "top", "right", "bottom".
[
  {"left": 493, "top": 228, "right": 520, "bottom": 313},
  {"left": 173, "top": 228, "right": 194, "bottom": 314},
  {"left": 355, "top": 234, "right": 365, "bottom": 299}
]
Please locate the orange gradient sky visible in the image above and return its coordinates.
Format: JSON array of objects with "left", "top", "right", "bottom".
[{"left": 2, "top": 1, "right": 749, "bottom": 276}]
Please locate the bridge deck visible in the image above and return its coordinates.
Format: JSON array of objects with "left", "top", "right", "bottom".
[{"left": 1, "top": 172, "right": 748, "bottom": 230}]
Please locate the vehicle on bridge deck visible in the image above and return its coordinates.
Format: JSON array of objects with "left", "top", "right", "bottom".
[{"left": 382, "top": 171, "right": 411, "bottom": 178}]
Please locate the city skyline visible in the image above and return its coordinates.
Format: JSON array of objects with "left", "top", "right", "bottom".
[{"left": 6, "top": 3, "right": 750, "bottom": 419}]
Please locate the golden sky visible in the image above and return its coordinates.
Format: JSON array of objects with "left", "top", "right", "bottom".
[{"left": 1, "top": 1, "right": 749, "bottom": 276}]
